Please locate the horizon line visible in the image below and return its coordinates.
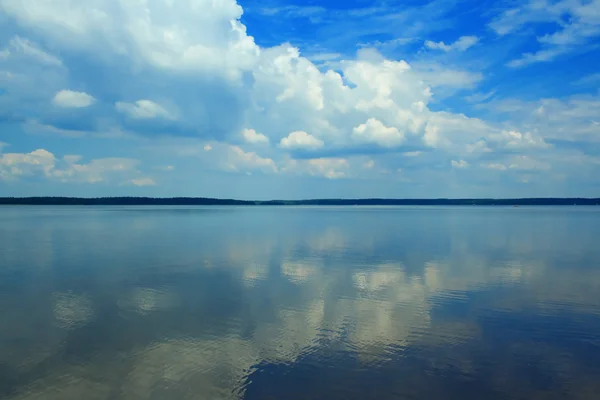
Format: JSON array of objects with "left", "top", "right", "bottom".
[
  {"left": 1, "top": 196, "right": 600, "bottom": 200},
  {"left": 1, "top": 196, "right": 599, "bottom": 206}
]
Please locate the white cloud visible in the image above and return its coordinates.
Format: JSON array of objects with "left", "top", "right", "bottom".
[
  {"left": 63, "top": 155, "right": 82, "bottom": 164},
  {"left": 116, "top": 100, "right": 172, "bottom": 120},
  {"left": 283, "top": 158, "right": 349, "bottom": 179},
  {"left": 0, "top": 147, "right": 144, "bottom": 183},
  {"left": 224, "top": 145, "right": 278, "bottom": 173},
  {"left": 305, "top": 52, "right": 342, "bottom": 62},
  {"left": 506, "top": 49, "right": 563, "bottom": 68},
  {"left": 259, "top": 5, "right": 325, "bottom": 18},
  {"left": 306, "top": 158, "right": 349, "bottom": 179},
  {"left": 156, "top": 165, "right": 175, "bottom": 171},
  {"left": 491, "top": 0, "right": 600, "bottom": 67},
  {"left": 451, "top": 160, "right": 469, "bottom": 169},
  {"left": 423, "top": 124, "right": 447, "bottom": 148},
  {"left": 482, "top": 163, "right": 507, "bottom": 171},
  {"left": 466, "top": 140, "right": 492, "bottom": 154},
  {"left": 0, "top": 148, "right": 55, "bottom": 180},
  {"left": 413, "top": 65, "right": 483, "bottom": 91},
  {"left": 423, "top": 112, "right": 498, "bottom": 151},
  {"left": 424, "top": 35, "right": 479, "bottom": 52},
  {"left": 4, "top": 36, "right": 62, "bottom": 66},
  {"left": 23, "top": 120, "right": 91, "bottom": 137},
  {"left": 280, "top": 131, "right": 324, "bottom": 150},
  {"left": 0, "top": 0, "right": 259, "bottom": 76},
  {"left": 465, "top": 90, "right": 496, "bottom": 103},
  {"left": 0, "top": 0, "right": 597, "bottom": 190},
  {"left": 242, "top": 128, "right": 269, "bottom": 145},
  {"left": 482, "top": 95, "right": 600, "bottom": 143},
  {"left": 508, "top": 156, "right": 551, "bottom": 171},
  {"left": 52, "top": 90, "right": 95, "bottom": 108},
  {"left": 364, "top": 160, "right": 375, "bottom": 169},
  {"left": 573, "top": 73, "right": 600, "bottom": 86},
  {"left": 127, "top": 178, "right": 157, "bottom": 187},
  {"left": 494, "top": 130, "right": 551, "bottom": 150},
  {"left": 352, "top": 118, "right": 405, "bottom": 148},
  {"left": 0, "top": 1, "right": 485, "bottom": 163}
]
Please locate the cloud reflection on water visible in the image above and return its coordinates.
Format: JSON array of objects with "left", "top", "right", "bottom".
[{"left": 1, "top": 206, "right": 599, "bottom": 399}]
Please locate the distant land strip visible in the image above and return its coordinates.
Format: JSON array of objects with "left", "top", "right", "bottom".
[{"left": 1, "top": 197, "right": 600, "bottom": 206}]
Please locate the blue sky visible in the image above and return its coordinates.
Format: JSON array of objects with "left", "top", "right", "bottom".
[{"left": 0, "top": 0, "right": 599, "bottom": 199}]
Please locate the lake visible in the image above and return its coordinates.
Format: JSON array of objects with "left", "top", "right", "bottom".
[{"left": 1, "top": 206, "right": 600, "bottom": 399}]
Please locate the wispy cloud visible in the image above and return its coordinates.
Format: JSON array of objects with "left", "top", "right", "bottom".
[
  {"left": 490, "top": 0, "right": 600, "bottom": 67},
  {"left": 258, "top": 5, "right": 326, "bottom": 18},
  {"left": 465, "top": 90, "right": 496, "bottom": 103},
  {"left": 305, "top": 52, "right": 343, "bottom": 62},
  {"left": 425, "top": 36, "right": 479, "bottom": 52},
  {"left": 4, "top": 36, "right": 63, "bottom": 66},
  {"left": 572, "top": 72, "right": 600, "bottom": 86},
  {"left": 246, "top": 0, "right": 465, "bottom": 59}
]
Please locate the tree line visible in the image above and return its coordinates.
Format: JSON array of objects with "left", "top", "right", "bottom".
[{"left": 1, "top": 197, "right": 599, "bottom": 206}]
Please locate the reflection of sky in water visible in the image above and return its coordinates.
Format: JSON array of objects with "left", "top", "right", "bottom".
[
  {"left": 52, "top": 292, "right": 95, "bottom": 329},
  {"left": 1, "top": 206, "right": 600, "bottom": 399}
]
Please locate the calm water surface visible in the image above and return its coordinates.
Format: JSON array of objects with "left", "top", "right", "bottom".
[{"left": 1, "top": 206, "right": 600, "bottom": 399}]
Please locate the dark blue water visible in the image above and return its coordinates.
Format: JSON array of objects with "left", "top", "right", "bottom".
[{"left": 1, "top": 206, "right": 600, "bottom": 399}]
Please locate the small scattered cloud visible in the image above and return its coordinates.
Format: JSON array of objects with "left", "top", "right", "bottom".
[
  {"left": 280, "top": 131, "right": 324, "bottom": 150},
  {"left": 242, "top": 128, "right": 269, "bottom": 145},
  {"left": 359, "top": 38, "right": 416, "bottom": 51},
  {"left": 482, "top": 163, "right": 508, "bottom": 171},
  {"left": 495, "top": 130, "right": 551, "bottom": 150},
  {"left": 508, "top": 156, "right": 551, "bottom": 171},
  {"left": 424, "top": 36, "right": 479, "bottom": 52},
  {"left": 282, "top": 157, "right": 349, "bottom": 179},
  {"left": 0, "top": 149, "right": 55, "bottom": 181},
  {"left": 127, "top": 177, "right": 157, "bottom": 187},
  {"left": 224, "top": 145, "right": 278, "bottom": 173},
  {"left": 116, "top": 100, "right": 172, "bottom": 120},
  {"left": 307, "top": 158, "right": 348, "bottom": 179},
  {"left": 52, "top": 90, "right": 95, "bottom": 108},
  {"left": 0, "top": 147, "right": 144, "bottom": 184},
  {"left": 451, "top": 160, "right": 469, "bottom": 169}
]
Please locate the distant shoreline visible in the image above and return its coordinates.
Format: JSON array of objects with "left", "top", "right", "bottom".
[{"left": 1, "top": 197, "right": 599, "bottom": 206}]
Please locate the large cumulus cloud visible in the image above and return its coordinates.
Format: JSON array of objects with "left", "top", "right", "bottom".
[{"left": 0, "top": 0, "right": 598, "bottom": 191}]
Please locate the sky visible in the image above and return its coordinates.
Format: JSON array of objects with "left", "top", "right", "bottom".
[{"left": 0, "top": 0, "right": 599, "bottom": 199}]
